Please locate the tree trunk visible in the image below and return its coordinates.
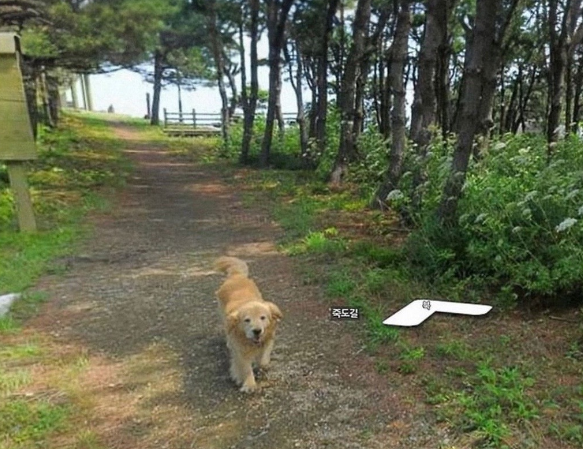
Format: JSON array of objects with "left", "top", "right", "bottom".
[
  {"left": 315, "top": 0, "right": 340, "bottom": 156},
  {"left": 46, "top": 71, "right": 60, "bottom": 126},
  {"left": 38, "top": 66, "right": 54, "bottom": 127},
  {"left": 239, "top": 15, "right": 249, "bottom": 124},
  {"left": 241, "top": 0, "right": 260, "bottom": 164},
  {"left": 225, "top": 65, "right": 238, "bottom": 119},
  {"left": 286, "top": 40, "right": 309, "bottom": 160},
  {"left": 379, "top": 49, "right": 392, "bottom": 139},
  {"left": 404, "top": 0, "right": 455, "bottom": 212},
  {"left": 150, "top": 49, "right": 164, "bottom": 126},
  {"left": 514, "top": 65, "right": 540, "bottom": 133},
  {"left": 308, "top": 78, "right": 318, "bottom": 138},
  {"left": 573, "top": 54, "right": 583, "bottom": 133},
  {"left": 260, "top": 0, "right": 295, "bottom": 167},
  {"left": 436, "top": 38, "right": 451, "bottom": 135},
  {"left": 546, "top": 0, "right": 582, "bottom": 153},
  {"left": 503, "top": 69, "right": 520, "bottom": 134},
  {"left": 329, "top": 0, "right": 372, "bottom": 185},
  {"left": 276, "top": 68, "right": 285, "bottom": 141},
  {"left": 208, "top": 4, "right": 230, "bottom": 144},
  {"left": 372, "top": 0, "right": 411, "bottom": 208},
  {"left": 437, "top": 0, "right": 518, "bottom": 227},
  {"left": 565, "top": 61, "right": 573, "bottom": 132},
  {"left": 353, "top": 7, "right": 390, "bottom": 143}
]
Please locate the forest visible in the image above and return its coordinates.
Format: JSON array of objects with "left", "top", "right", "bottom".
[{"left": 2, "top": 0, "right": 583, "bottom": 308}]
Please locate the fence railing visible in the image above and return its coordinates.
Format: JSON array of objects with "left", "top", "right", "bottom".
[{"left": 162, "top": 109, "right": 300, "bottom": 136}]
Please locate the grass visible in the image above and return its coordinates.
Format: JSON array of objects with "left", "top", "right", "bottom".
[
  {"left": 0, "top": 111, "right": 131, "bottom": 449},
  {"left": 225, "top": 160, "right": 583, "bottom": 448},
  {"left": 0, "top": 400, "right": 70, "bottom": 444}
]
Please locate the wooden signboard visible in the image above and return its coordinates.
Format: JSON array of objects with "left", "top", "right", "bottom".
[{"left": 0, "top": 32, "right": 37, "bottom": 232}]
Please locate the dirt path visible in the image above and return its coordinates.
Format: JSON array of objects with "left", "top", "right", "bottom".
[{"left": 29, "top": 123, "right": 425, "bottom": 449}]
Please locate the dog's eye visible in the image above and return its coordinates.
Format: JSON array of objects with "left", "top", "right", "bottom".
[
  {"left": 244, "top": 318, "right": 251, "bottom": 323},
  {"left": 260, "top": 316, "right": 266, "bottom": 320}
]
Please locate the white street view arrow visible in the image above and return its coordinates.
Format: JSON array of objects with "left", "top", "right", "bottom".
[{"left": 383, "top": 299, "right": 492, "bottom": 327}]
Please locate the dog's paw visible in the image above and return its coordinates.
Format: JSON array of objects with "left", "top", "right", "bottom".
[
  {"left": 240, "top": 381, "right": 258, "bottom": 393},
  {"left": 258, "top": 361, "right": 271, "bottom": 370}
]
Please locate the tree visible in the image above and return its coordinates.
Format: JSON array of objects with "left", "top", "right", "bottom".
[
  {"left": 372, "top": 0, "right": 412, "bottom": 208},
  {"left": 405, "top": 0, "right": 457, "bottom": 213},
  {"left": 284, "top": 36, "right": 309, "bottom": 159},
  {"left": 315, "top": 0, "right": 341, "bottom": 156},
  {"left": 240, "top": 0, "right": 261, "bottom": 164},
  {"left": 546, "top": 0, "right": 583, "bottom": 151},
  {"left": 329, "top": 0, "right": 372, "bottom": 184},
  {"left": 259, "top": 0, "right": 295, "bottom": 167},
  {"left": 437, "top": 0, "right": 520, "bottom": 226},
  {"left": 143, "top": 0, "right": 210, "bottom": 125}
]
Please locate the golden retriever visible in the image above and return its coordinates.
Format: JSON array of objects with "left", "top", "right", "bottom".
[{"left": 213, "top": 256, "right": 283, "bottom": 393}]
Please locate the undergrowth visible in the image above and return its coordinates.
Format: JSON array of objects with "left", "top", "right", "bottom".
[{"left": 231, "top": 160, "right": 583, "bottom": 448}]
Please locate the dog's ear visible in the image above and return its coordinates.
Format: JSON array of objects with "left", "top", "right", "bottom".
[
  {"left": 267, "top": 302, "right": 283, "bottom": 322},
  {"left": 227, "top": 311, "right": 239, "bottom": 330}
]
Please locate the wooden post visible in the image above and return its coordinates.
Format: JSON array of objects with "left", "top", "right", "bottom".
[
  {"left": 0, "top": 33, "right": 38, "bottom": 233},
  {"left": 146, "top": 93, "right": 151, "bottom": 118},
  {"left": 163, "top": 108, "right": 167, "bottom": 127},
  {"left": 192, "top": 109, "right": 196, "bottom": 129},
  {"left": 6, "top": 162, "right": 36, "bottom": 232}
]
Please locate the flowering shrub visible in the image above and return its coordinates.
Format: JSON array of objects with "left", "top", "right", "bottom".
[{"left": 403, "top": 132, "right": 583, "bottom": 305}]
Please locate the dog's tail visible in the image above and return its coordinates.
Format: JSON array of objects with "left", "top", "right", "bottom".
[{"left": 214, "top": 256, "right": 249, "bottom": 278}]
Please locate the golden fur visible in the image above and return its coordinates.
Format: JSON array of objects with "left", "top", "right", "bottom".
[{"left": 214, "top": 256, "right": 283, "bottom": 393}]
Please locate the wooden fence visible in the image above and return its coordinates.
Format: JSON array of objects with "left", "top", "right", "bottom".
[{"left": 162, "top": 109, "right": 299, "bottom": 137}]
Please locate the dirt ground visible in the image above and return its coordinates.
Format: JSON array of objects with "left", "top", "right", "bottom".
[{"left": 23, "top": 123, "right": 450, "bottom": 449}]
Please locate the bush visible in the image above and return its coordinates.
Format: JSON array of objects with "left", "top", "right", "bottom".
[
  {"left": 402, "top": 132, "right": 583, "bottom": 306},
  {"left": 223, "top": 114, "right": 306, "bottom": 169}
]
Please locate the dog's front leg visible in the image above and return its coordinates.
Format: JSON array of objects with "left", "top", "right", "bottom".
[
  {"left": 258, "top": 339, "right": 274, "bottom": 370},
  {"left": 230, "top": 352, "right": 257, "bottom": 392},
  {"left": 238, "top": 357, "right": 257, "bottom": 393}
]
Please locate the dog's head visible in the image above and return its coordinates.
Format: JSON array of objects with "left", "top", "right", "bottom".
[{"left": 227, "top": 301, "right": 283, "bottom": 343}]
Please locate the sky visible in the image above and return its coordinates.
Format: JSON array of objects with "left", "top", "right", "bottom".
[{"left": 69, "top": 36, "right": 309, "bottom": 118}]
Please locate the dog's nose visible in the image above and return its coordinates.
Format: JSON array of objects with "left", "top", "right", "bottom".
[{"left": 252, "top": 329, "right": 262, "bottom": 336}]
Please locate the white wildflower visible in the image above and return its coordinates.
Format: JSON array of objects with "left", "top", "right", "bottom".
[
  {"left": 555, "top": 218, "right": 577, "bottom": 232},
  {"left": 566, "top": 189, "right": 580, "bottom": 200},
  {"left": 524, "top": 191, "right": 538, "bottom": 202},
  {"left": 386, "top": 190, "right": 404, "bottom": 201},
  {"left": 475, "top": 213, "right": 488, "bottom": 223},
  {"left": 512, "top": 226, "right": 522, "bottom": 234}
]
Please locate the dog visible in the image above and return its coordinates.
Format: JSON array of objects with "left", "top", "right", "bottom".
[{"left": 213, "top": 256, "right": 283, "bottom": 393}]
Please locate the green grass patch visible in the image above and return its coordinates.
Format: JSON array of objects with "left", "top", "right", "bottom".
[
  {"left": 0, "top": 399, "right": 70, "bottom": 445},
  {"left": 0, "top": 341, "right": 42, "bottom": 360},
  {"left": 0, "top": 112, "right": 131, "bottom": 308},
  {"left": 0, "top": 293, "right": 49, "bottom": 335},
  {"left": 0, "top": 370, "right": 32, "bottom": 396},
  {"left": 435, "top": 340, "right": 472, "bottom": 360},
  {"left": 434, "top": 361, "right": 539, "bottom": 448}
]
